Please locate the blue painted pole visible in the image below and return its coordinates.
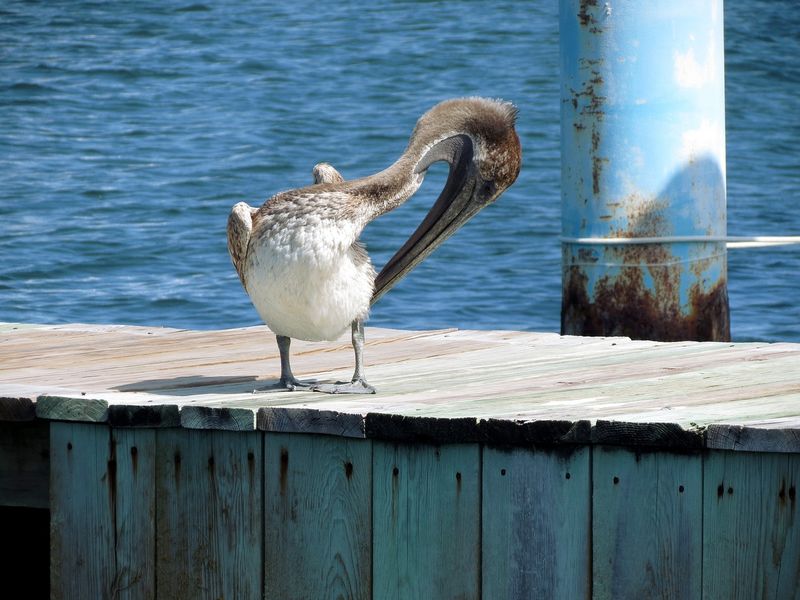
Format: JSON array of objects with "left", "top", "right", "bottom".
[{"left": 559, "top": 0, "right": 730, "bottom": 341}]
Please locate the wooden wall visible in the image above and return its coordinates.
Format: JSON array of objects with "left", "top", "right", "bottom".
[{"left": 44, "top": 422, "right": 800, "bottom": 600}]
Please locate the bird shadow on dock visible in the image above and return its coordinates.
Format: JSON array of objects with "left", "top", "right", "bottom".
[{"left": 113, "top": 375, "right": 274, "bottom": 396}]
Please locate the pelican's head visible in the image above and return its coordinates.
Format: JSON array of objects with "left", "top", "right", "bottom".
[{"left": 373, "top": 97, "right": 522, "bottom": 302}]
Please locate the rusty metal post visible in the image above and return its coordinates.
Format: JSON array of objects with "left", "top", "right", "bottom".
[{"left": 559, "top": 0, "right": 730, "bottom": 341}]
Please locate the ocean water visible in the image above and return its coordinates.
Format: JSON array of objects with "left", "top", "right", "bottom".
[{"left": 1, "top": 1, "right": 798, "bottom": 342}]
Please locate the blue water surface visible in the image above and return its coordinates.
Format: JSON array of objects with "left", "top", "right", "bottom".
[{"left": 1, "top": 1, "right": 798, "bottom": 341}]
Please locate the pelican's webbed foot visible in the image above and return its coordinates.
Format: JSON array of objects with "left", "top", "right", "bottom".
[
  {"left": 279, "top": 376, "right": 315, "bottom": 391},
  {"left": 312, "top": 319, "right": 376, "bottom": 395},
  {"left": 312, "top": 378, "right": 376, "bottom": 395}
]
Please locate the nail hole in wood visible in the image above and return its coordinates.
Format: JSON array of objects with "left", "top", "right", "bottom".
[
  {"left": 67, "top": 442, "right": 73, "bottom": 451},
  {"left": 613, "top": 476, "right": 619, "bottom": 485},
  {"left": 679, "top": 485, "right": 685, "bottom": 493},
  {"left": 500, "top": 469, "right": 506, "bottom": 476},
  {"left": 392, "top": 466, "right": 399, "bottom": 477},
  {"left": 565, "top": 472, "right": 571, "bottom": 480}
]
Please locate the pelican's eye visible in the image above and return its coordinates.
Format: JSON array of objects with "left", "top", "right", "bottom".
[{"left": 481, "top": 180, "right": 497, "bottom": 198}]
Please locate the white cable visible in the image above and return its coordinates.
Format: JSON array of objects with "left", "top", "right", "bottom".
[{"left": 559, "top": 236, "right": 800, "bottom": 249}]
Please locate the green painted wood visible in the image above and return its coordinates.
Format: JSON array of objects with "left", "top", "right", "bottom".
[
  {"left": 372, "top": 441, "right": 480, "bottom": 599},
  {"left": 264, "top": 433, "right": 371, "bottom": 599},
  {"left": 482, "top": 445, "right": 591, "bottom": 599},
  {"left": 703, "top": 451, "right": 800, "bottom": 599},
  {"left": 50, "top": 422, "right": 116, "bottom": 599},
  {"left": 593, "top": 447, "right": 702, "bottom": 599},
  {"left": 37, "top": 394, "right": 109, "bottom": 422},
  {"left": 0, "top": 420, "right": 49, "bottom": 508},
  {"left": 112, "top": 428, "right": 156, "bottom": 600},
  {"left": 155, "top": 429, "right": 263, "bottom": 599}
]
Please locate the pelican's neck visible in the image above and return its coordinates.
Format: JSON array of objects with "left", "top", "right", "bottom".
[
  {"left": 351, "top": 155, "right": 421, "bottom": 221},
  {"left": 352, "top": 128, "right": 472, "bottom": 222}
]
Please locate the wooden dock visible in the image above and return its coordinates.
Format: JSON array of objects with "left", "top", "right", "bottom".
[{"left": 1, "top": 322, "right": 799, "bottom": 599}]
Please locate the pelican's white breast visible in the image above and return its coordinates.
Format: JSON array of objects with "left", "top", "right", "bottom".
[{"left": 243, "top": 195, "right": 375, "bottom": 342}]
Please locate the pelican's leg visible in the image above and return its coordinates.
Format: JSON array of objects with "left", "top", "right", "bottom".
[
  {"left": 276, "top": 335, "right": 314, "bottom": 391},
  {"left": 312, "top": 320, "right": 376, "bottom": 394}
]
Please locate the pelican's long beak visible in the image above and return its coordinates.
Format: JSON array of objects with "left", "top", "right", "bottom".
[{"left": 372, "top": 135, "right": 499, "bottom": 304}]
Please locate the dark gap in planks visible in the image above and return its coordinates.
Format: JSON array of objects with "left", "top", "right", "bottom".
[
  {"left": 478, "top": 444, "right": 484, "bottom": 600},
  {"left": 260, "top": 432, "right": 266, "bottom": 600},
  {"left": 588, "top": 444, "right": 594, "bottom": 600},
  {"left": 699, "top": 447, "right": 705, "bottom": 600},
  {"left": 0, "top": 506, "right": 50, "bottom": 598}
]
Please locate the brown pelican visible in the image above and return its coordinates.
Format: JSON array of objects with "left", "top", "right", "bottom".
[{"left": 227, "top": 97, "right": 521, "bottom": 394}]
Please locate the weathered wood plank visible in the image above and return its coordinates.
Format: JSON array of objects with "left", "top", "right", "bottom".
[
  {"left": 50, "top": 422, "right": 116, "bottom": 599},
  {"left": 0, "top": 420, "right": 49, "bottom": 508},
  {"left": 372, "top": 441, "right": 480, "bottom": 599},
  {"left": 112, "top": 428, "right": 156, "bottom": 600},
  {"left": 258, "top": 407, "right": 366, "bottom": 438},
  {"left": 0, "top": 393, "right": 36, "bottom": 421},
  {"left": 37, "top": 394, "right": 109, "bottom": 422},
  {"left": 703, "top": 451, "right": 800, "bottom": 599},
  {"left": 592, "top": 419, "right": 704, "bottom": 450},
  {"left": 180, "top": 405, "right": 256, "bottom": 431},
  {"left": 482, "top": 445, "right": 591, "bottom": 599},
  {"left": 264, "top": 433, "right": 371, "bottom": 599},
  {"left": 706, "top": 424, "right": 800, "bottom": 454},
  {"left": 366, "top": 413, "right": 591, "bottom": 445},
  {"left": 155, "top": 429, "right": 263, "bottom": 599},
  {"left": 1, "top": 323, "right": 799, "bottom": 450},
  {"left": 593, "top": 447, "right": 702, "bottom": 599},
  {"left": 108, "top": 403, "right": 180, "bottom": 428}
]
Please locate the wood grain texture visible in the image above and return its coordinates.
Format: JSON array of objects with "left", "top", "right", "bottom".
[
  {"left": 0, "top": 393, "right": 36, "bottom": 421},
  {"left": 706, "top": 424, "right": 800, "bottom": 453},
  {"left": 482, "top": 445, "right": 591, "bottom": 599},
  {"left": 50, "top": 422, "right": 116, "bottom": 600},
  {"left": 108, "top": 403, "right": 180, "bottom": 428},
  {"left": 155, "top": 429, "right": 263, "bottom": 599},
  {"left": 112, "top": 428, "right": 156, "bottom": 600},
  {"left": 1, "top": 323, "right": 799, "bottom": 449},
  {"left": 258, "top": 406, "right": 366, "bottom": 438},
  {"left": 37, "top": 394, "right": 109, "bottom": 422},
  {"left": 593, "top": 446, "right": 702, "bottom": 599},
  {"left": 180, "top": 405, "right": 256, "bottom": 431},
  {"left": 703, "top": 451, "right": 800, "bottom": 599},
  {"left": 592, "top": 420, "right": 704, "bottom": 450},
  {"left": 372, "top": 441, "right": 481, "bottom": 600},
  {"left": 264, "top": 433, "right": 371, "bottom": 599},
  {"left": 0, "top": 420, "right": 49, "bottom": 508}
]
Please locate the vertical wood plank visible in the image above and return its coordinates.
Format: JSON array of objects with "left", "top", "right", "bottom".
[
  {"left": 155, "top": 429, "right": 263, "bottom": 599},
  {"left": 372, "top": 441, "right": 480, "bottom": 600},
  {"left": 482, "top": 445, "right": 591, "bottom": 599},
  {"left": 264, "top": 433, "right": 371, "bottom": 599},
  {"left": 593, "top": 447, "right": 702, "bottom": 599},
  {"left": 703, "top": 451, "right": 800, "bottom": 599},
  {"left": 113, "top": 428, "right": 156, "bottom": 600},
  {"left": 50, "top": 422, "right": 115, "bottom": 599}
]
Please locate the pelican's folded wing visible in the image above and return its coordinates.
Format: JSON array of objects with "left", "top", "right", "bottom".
[{"left": 227, "top": 202, "right": 257, "bottom": 287}]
